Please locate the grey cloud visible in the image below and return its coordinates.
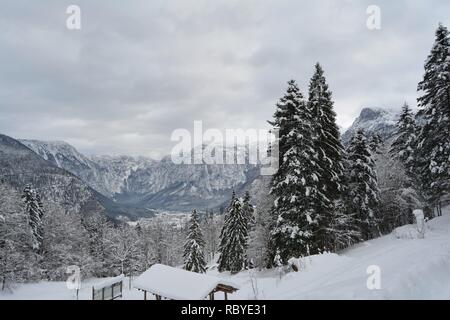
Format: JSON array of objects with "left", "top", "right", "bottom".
[{"left": 1, "top": 0, "right": 449, "bottom": 158}]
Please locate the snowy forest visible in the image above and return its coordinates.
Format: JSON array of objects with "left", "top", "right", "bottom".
[{"left": 1, "top": 20, "right": 450, "bottom": 299}]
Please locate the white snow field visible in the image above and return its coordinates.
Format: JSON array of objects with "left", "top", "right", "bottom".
[{"left": 1, "top": 206, "right": 449, "bottom": 300}]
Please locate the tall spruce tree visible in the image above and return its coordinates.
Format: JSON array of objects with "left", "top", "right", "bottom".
[
  {"left": 346, "top": 129, "right": 380, "bottom": 240},
  {"left": 217, "top": 192, "right": 248, "bottom": 273},
  {"left": 183, "top": 209, "right": 206, "bottom": 273},
  {"left": 241, "top": 191, "right": 255, "bottom": 268},
  {"left": 22, "top": 185, "right": 44, "bottom": 253},
  {"left": 308, "top": 63, "right": 345, "bottom": 200},
  {"left": 390, "top": 103, "right": 417, "bottom": 175},
  {"left": 308, "top": 63, "right": 346, "bottom": 251},
  {"left": 416, "top": 23, "right": 450, "bottom": 213},
  {"left": 269, "top": 80, "right": 325, "bottom": 263}
]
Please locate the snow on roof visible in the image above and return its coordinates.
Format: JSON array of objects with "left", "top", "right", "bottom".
[
  {"left": 133, "top": 264, "right": 239, "bottom": 300},
  {"left": 93, "top": 274, "right": 124, "bottom": 290}
]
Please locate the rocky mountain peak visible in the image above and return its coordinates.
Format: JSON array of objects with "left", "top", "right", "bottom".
[{"left": 341, "top": 107, "right": 399, "bottom": 145}]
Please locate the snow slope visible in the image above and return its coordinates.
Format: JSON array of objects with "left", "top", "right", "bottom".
[
  {"left": 2, "top": 206, "right": 449, "bottom": 300},
  {"left": 220, "top": 205, "right": 450, "bottom": 300}
]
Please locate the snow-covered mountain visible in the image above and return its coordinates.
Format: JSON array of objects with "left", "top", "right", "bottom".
[
  {"left": 0, "top": 134, "right": 105, "bottom": 217},
  {"left": 14, "top": 106, "right": 401, "bottom": 215},
  {"left": 19, "top": 140, "right": 155, "bottom": 198},
  {"left": 20, "top": 140, "right": 259, "bottom": 213},
  {"left": 120, "top": 156, "right": 258, "bottom": 211},
  {"left": 341, "top": 107, "right": 399, "bottom": 145},
  {"left": 89, "top": 154, "right": 156, "bottom": 196}
]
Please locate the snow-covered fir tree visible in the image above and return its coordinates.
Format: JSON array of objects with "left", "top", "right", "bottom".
[
  {"left": 183, "top": 209, "right": 206, "bottom": 273},
  {"left": 416, "top": 23, "right": 450, "bottom": 214},
  {"left": 345, "top": 129, "right": 380, "bottom": 240},
  {"left": 390, "top": 103, "right": 417, "bottom": 175},
  {"left": 21, "top": 184, "right": 44, "bottom": 254},
  {"left": 307, "top": 63, "right": 346, "bottom": 251},
  {"left": 269, "top": 80, "right": 326, "bottom": 263},
  {"left": 240, "top": 191, "right": 255, "bottom": 268},
  {"left": 218, "top": 192, "right": 248, "bottom": 273},
  {"left": 308, "top": 63, "right": 345, "bottom": 200}
]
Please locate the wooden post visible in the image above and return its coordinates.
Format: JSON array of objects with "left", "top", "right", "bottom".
[
  {"left": 92, "top": 287, "right": 94, "bottom": 300},
  {"left": 144, "top": 290, "right": 147, "bottom": 300},
  {"left": 224, "top": 292, "right": 228, "bottom": 300}
]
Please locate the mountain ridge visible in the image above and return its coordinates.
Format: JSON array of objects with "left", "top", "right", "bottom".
[
  {"left": 6, "top": 106, "right": 400, "bottom": 216},
  {"left": 0, "top": 134, "right": 106, "bottom": 217}
]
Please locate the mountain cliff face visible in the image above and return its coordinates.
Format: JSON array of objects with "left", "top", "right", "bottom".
[
  {"left": 0, "top": 134, "right": 104, "bottom": 216},
  {"left": 19, "top": 140, "right": 259, "bottom": 212},
  {"left": 89, "top": 155, "right": 156, "bottom": 196},
  {"left": 120, "top": 157, "right": 259, "bottom": 211},
  {"left": 341, "top": 107, "right": 398, "bottom": 145},
  {"left": 19, "top": 140, "right": 155, "bottom": 198}
]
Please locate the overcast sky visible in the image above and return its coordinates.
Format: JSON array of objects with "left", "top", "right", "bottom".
[{"left": 0, "top": 0, "right": 449, "bottom": 159}]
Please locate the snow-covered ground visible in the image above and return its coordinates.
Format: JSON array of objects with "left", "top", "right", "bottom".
[
  {"left": 2, "top": 206, "right": 450, "bottom": 300},
  {"left": 224, "top": 205, "right": 450, "bottom": 300}
]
